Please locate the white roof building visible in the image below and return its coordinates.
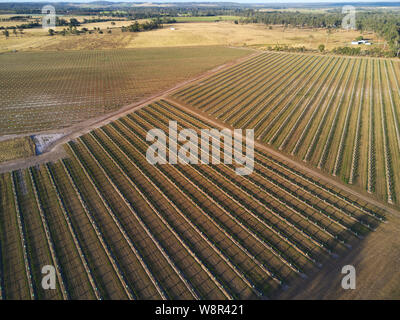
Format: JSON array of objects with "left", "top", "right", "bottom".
[{"left": 351, "top": 40, "right": 372, "bottom": 45}]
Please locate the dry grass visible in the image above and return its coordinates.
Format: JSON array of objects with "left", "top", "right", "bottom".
[
  {"left": 0, "top": 136, "right": 35, "bottom": 163},
  {"left": 0, "top": 46, "right": 250, "bottom": 134},
  {"left": 0, "top": 22, "right": 381, "bottom": 52}
]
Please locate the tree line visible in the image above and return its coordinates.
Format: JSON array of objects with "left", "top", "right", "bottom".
[{"left": 121, "top": 18, "right": 175, "bottom": 33}]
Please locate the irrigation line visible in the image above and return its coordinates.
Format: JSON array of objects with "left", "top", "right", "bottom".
[
  {"left": 28, "top": 168, "right": 69, "bottom": 300},
  {"left": 71, "top": 140, "right": 200, "bottom": 300},
  {"left": 10, "top": 173, "right": 35, "bottom": 300}
]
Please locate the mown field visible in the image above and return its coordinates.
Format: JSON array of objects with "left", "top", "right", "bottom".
[
  {"left": 0, "top": 101, "right": 384, "bottom": 299},
  {"left": 0, "top": 46, "right": 249, "bottom": 135},
  {"left": 171, "top": 52, "right": 400, "bottom": 206}
]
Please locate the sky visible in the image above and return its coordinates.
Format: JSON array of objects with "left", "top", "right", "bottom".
[{"left": 1, "top": 0, "right": 400, "bottom": 3}]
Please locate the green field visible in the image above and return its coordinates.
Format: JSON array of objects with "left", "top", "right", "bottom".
[
  {"left": 0, "top": 46, "right": 250, "bottom": 135},
  {"left": 171, "top": 52, "right": 400, "bottom": 206}
]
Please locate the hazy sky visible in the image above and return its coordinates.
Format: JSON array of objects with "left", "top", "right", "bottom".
[{"left": 1, "top": 0, "right": 400, "bottom": 3}]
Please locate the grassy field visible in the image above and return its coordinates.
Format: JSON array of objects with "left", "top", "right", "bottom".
[
  {"left": 171, "top": 52, "right": 400, "bottom": 206},
  {"left": 0, "top": 100, "right": 384, "bottom": 299},
  {"left": 172, "top": 15, "right": 241, "bottom": 22},
  {"left": 0, "top": 22, "right": 378, "bottom": 52},
  {"left": 0, "top": 136, "right": 35, "bottom": 163},
  {"left": 0, "top": 46, "right": 250, "bottom": 135}
]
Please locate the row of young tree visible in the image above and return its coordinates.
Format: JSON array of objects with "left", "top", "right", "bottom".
[{"left": 121, "top": 18, "right": 176, "bottom": 33}]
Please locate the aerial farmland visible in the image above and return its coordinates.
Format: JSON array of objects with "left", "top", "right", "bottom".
[
  {"left": 0, "top": 1, "right": 400, "bottom": 307},
  {"left": 171, "top": 52, "right": 400, "bottom": 206}
]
